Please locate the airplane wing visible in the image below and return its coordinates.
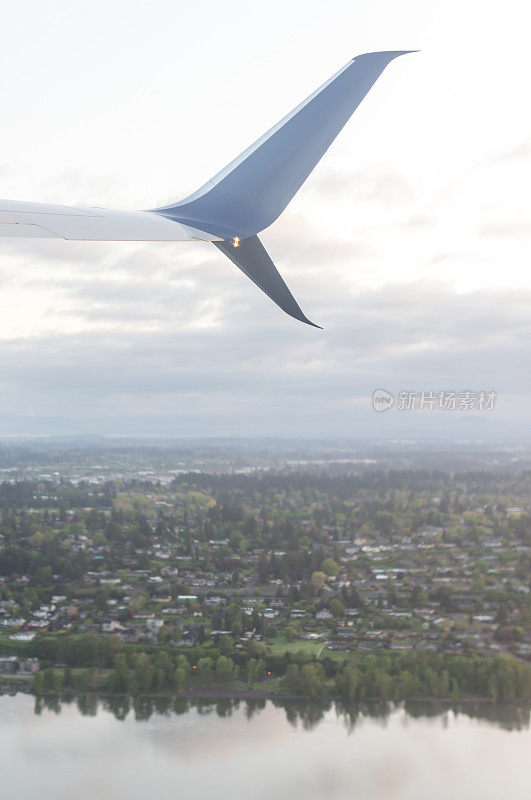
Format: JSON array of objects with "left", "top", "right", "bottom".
[
  {"left": 0, "top": 199, "right": 211, "bottom": 241},
  {"left": 155, "top": 50, "right": 414, "bottom": 326},
  {"left": 1, "top": 51, "right": 415, "bottom": 325},
  {"left": 154, "top": 51, "right": 414, "bottom": 240}
]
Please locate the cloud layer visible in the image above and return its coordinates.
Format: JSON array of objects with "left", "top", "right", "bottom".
[{"left": 1, "top": 227, "right": 530, "bottom": 438}]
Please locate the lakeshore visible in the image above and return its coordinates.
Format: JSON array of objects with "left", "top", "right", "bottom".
[{"left": 2, "top": 675, "right": 531, "bottom": 710}]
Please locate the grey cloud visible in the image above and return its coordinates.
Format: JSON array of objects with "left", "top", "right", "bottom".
[{"left": 0, "top": 279, "right": 529, "bottom": 438}]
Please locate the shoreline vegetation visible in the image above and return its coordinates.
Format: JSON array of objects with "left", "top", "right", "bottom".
[
  {"left": 2, "top": 634, "right": 531, "bottom": 704},
  {"left": 2, "top": 681, "right": 531, "bottom": 706}
]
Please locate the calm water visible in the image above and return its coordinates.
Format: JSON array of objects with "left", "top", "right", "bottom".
[{"left": 0, "top": 694, "right": 530, "bottom": 800}]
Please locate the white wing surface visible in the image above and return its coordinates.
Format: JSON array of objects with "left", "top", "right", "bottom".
[{"left": 0, "top": 199, "right": 214, "bottom": 241}]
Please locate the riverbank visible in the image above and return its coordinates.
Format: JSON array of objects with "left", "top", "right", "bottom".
[{"left": 2, "top": 678, "right": 530, "bottom": 706}]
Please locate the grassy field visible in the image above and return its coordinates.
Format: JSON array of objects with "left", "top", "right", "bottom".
[
  {"left": 0, "top": 633, "right": 34, "bottom": 654},
  {"left": 265, "top": 636, "right": 358, "bottom": 662},
  {"left": 265, "top": 637, "right": 327, "bottom": 657}
]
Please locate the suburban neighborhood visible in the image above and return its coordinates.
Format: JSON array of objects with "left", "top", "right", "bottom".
[{"left": 0, "top": 443, "right": 530, "bottom": 701}]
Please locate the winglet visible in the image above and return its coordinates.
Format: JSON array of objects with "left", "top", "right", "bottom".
[{"left": 214, "top": 236, "right": 322, "bottom": 328}]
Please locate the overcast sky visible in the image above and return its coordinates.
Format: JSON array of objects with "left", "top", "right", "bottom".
[{"left": 0, "top": 0, "right": 530, "bottom": 439}]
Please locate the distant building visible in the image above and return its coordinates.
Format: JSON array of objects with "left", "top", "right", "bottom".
[
  {"left": 0, "top": 656, "right": 18, "bottom": 673},
  {"left": 0, "top": 655, "right": 39, "bottom": 673}
]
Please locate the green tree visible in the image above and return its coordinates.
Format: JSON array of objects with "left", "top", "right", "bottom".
[
  {"left": 285, "top": 625, "right": 298, "bottom": 642},
  {"left": 198, "top": 657, "right": 214, "bottom": 681},
  {"left": 133, "top": 653, "right": 154, "bottom": 693},
  {"left": 329, "top": 598, "right": 345, "bottom": 617},
  {"left": 107, "top": 653, "right": 131, "bottom": 694},
  {"left": 175, "top": 668, "right": 188, "bottom": 692},
  {"left": 41, "top": 668, "right": 62, "bottom": 693},
  {"left": 285, "top": 664, "right": 299, "bottom": 692},
  {"left": 311, "top": 571, "right": 326, "bottom": 590},
  {"left": 247, "top": 659, "right": 258, "bottom": 688},
  {"left": 335, "top": 665, "right": 361, "bottom": 700},
  {"left": 216, "top": 656, "right": 235, "bottom": 682},
  {"left": 75, "top": 634, "right": 98, "bottom": 668},
  {"left": 32, "top": 671, "right": 44, "bottom": 693},
  {"left": 74, "top": 669, "right": 91, "bottom": 693},
  {"left": 299, "top": 663, "right": 325, "bottom": 698},
  {"left": 321, "top": 558, "right": 339, "bottom": 577},
  {"left": 154, "top": 651, "right": 174, "bottom": 687}
]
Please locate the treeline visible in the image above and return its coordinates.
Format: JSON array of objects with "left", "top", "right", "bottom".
[
  {"left": 27, "top": 633, "right": 531, "bottom": 703},
  {"left": 1, "top": 468, "right": 531, "bottom": 514},
  {"left": 329, "top": 652, "right": 531, "bottom": 703},
  {"left": 170, "top": 469, "right": 531, "bottom": 500},
  {"left": 105, "top": 651, "right": 247, "bottom": 695},
  {"left": 32, "top": 649, "right": 262, "bottom": 696},
  {"left": 0, "top": 479, "right": 115, "bottom": 510}
]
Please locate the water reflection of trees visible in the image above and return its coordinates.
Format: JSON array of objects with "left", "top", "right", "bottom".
[
  {"left": 276, "top": 699, "right": 332, "bottom": 730},
  {"left": 32, "top": 694, "right": 530, "bottom": 732},
  {"left": 403, "top": 700, "right": 531, "bottom": 732}
]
